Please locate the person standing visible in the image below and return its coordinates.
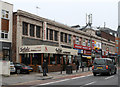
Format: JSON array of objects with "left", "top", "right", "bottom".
[
  {"left": 42, "top": 59, "right": 48, "bottom": 76},
  {"left": 76, "top": 60, "right": 79, "bottom": 72}
]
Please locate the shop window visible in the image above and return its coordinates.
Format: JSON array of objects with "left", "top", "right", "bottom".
[
  {"left": 63, "top": 55, "right": 66, "bottom": 64},
  {"left": 68, "top": 34, "right": 71, "bottom": 44},
  {"left": 3, "top": 50, "right": 9, "bottom": 61},
  {"left": 82, "top": 38, "right": 86, "bottom": 46},
  {"left": 68, "top": 55, "right": 72, "bottom": 63},
  {"left": 54, "top": 31, "right": 58, "bottom": 41},
  {"left": 65, "top": 33, "right": 67, "bottom": 43},
  {"left": 56, "top": 55, "right": 61, "bottom": 64},
  {"left": 2, "top": 10, "right": 9, "bottom": 19},
  {"left": 32, "top": 54, "right": 41, "bottom": 65},
  {"left": 61, "top": 32, "right": 63, "bottom": 42},
  {"left": 22, "top": 22, "right": 28, "bottom": 35},
  {"left": 22, "top": 54, "right": 30, "bottom": 65},
  {"left": 49, "top": 29, "right": 53, "bottom": 40},
  {"left": 44, "top": 53, "right": 49, "bottom": 64},
  {"left": 50, "top": 54, "right": 55, "bottom": 64},
  {"left": 30, "top": 24, "right": 35, "bottom": 37},
  {"left": 36, "top": 26, "right": 41, "bottom": 38}
]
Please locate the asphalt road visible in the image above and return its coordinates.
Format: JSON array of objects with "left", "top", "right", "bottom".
[{"left": 35, "top": 70, "right": 119, "bottom": 87}]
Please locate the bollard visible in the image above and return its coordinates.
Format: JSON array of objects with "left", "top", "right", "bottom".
[{"left": 82, "top": 66, "right": 84, "bottom": 72}]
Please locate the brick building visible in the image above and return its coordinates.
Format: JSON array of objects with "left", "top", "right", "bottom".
[{"left": 0, "top": 1, "right": 13, "bottom": 61}]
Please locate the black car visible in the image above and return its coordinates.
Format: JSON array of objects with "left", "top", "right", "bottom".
[
  {"left": 13, "top": 63, "right": 33, "bottom": 74},
  {"left": 92, "top": 58, "right": 117, "bottom": 76}
]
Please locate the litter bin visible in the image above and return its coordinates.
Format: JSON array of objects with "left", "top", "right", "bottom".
[{"left": 66, "top": 65, "right": 72, "bottom": 74}]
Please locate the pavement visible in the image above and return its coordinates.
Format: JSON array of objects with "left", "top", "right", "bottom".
[{"left": 2, "top": 67, "right": 92, "bottom": 86}]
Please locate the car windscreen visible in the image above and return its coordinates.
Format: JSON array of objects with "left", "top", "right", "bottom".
[{"left": 93, "top": 59, "right": 106, "bottom": 65}]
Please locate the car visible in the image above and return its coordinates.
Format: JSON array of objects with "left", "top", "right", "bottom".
[
  {"left": 10, "top": 62, "right": 16, "bottom": 73},
  {"left": 13, "top": 63, "right": 33, "bottom": 74},
  {"left": 92, "top": 58, "right": 117, "bottom": 76}
]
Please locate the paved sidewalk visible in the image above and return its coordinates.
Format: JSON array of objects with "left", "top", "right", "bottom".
[{"left": 2, "top": 67, "right": 92, "bottom": 86}]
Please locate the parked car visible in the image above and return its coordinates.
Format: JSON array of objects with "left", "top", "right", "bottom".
[
  {"left": 92, "top": 58, "right": 117, "bottom": 76},
  {"left": 10, "top": 62, "right": 16, "bottom": 73},
  {"left": 13, "top": 63, "right": 33, "bottom": 74}
]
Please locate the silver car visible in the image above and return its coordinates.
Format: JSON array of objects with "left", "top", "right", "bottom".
[
  {"left": 10, "top": 62, "right": 16, "bottom": 73},
  {"left": 92, "top": 58, "right": 117, "bottom": 76}
]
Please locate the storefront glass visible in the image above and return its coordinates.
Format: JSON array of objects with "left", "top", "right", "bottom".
[{"left": 50, "top": 54, "right": 55, "bottom": 64}]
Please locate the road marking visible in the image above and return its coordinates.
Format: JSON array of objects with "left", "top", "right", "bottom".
[
  {"left": 105, "top": 75, "right": 114, "bottom": 80},
  {"left": 71, "top": 74, "right": 92, "bottom": 80},
  {"left": 39, "top": 79, "right": 70, "bottom": 85},
  {"left": 32, "top": 74, "right": 93, "bottom": 87},
  {"left": 84, "top": 81, "right": 96, "bottom": 85}
]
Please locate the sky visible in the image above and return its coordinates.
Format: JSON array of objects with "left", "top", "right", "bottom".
[{"left": 2, "top": 0, "right": 119, "bottom": 30}]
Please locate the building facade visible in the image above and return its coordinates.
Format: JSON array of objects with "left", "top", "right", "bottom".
[
  {"left": 12, "top": 10, "right": 116, "bottom": 72},
  {"left": 0, "top": 1, "right": 13, "bottom": 61}
]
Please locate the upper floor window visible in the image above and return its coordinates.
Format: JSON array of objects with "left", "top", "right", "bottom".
[
  {"left": 30, "top": 24, "right": 35, "bottom": 37},
  {"left": 68, "top": 34, "right": 71, "bottom": 44},
  {"left": 65, "top": 33, "right": 67, "bottom": 43},
  {"left": 36, "top": 26, "right": 41, "bottom": 38},
  {"left": 88, "top": 40, "right": 91, "bottom": 47},
  {"left": 76, "top": 37, "right": 79, "bottom": 45},
  {"left": 2, "top": 10, "right": 9, "bottom": 19},
  {"left": 61, "top": 32, "right": 63, "bottom": 42},
  {"left": 46, "top": 28, "right": 48, "bottom": 40},
  {"left": 22, "top": 22, "right": 28, "bottom": 35},
  {"left": 49, "top": 29, "right": 53, "bottom": 40},
  {"left": 82, "top": 38, "right": 86, "bottom": 46},
  {"left": 54, "top": 31, "right": 58, "bottom": 41},
  {"left": 0, "top": 30, "right": 8, "bottom": 39}
]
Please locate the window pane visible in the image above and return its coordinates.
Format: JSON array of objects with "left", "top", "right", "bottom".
[
  {"left": 22, "top": 22, "right": 28, "bottom": 35},
  {"left": 1, "top": 33, "right": 4, "bottom": 38},
  {"left": 65, "top": 33, "right": 67, "bottom": 43},
  {"left": 5, "top": 34, "right": 8, "bottom": 38},
  {"left": 30, "top": 24, "right": 35, "bottom": 37},
  {"left": 61, "top": 32, "right": 63, "bottom": 42},
  {"left": 50, "top": 54, "right": 55, "bottom": 64},
  {"left": 36, "top": 26, "right": 40, "bottom": 38},
  {"left": 68, "top": 34, "right": 71, "bottom": 44},
  {"left": 50, "top": 29, "right": 53, "bottom": 40},
  {"left": 54, "top": 31, "right": 58, "bottom": 41},
  {"left": 46, "top": 28, "right": 48, "bottom": 40}
]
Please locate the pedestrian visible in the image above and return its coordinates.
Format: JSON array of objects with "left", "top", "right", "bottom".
[
  {"left": 42, "top": 59, "right": 48, "bottom": 76},
  {"left": 76, "top": 60, "right": 79, "bottom": 72}
]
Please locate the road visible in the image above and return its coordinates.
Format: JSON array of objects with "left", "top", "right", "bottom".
[{"left": 33, "top": 70, "right": 119, "bottom": 87}]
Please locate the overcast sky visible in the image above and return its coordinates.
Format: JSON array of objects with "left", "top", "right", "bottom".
[{"left": 2, "top": 0, "right": 119, "bottom": 30}]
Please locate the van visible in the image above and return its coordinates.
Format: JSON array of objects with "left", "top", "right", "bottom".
[{"left": 92, "top": 58, "right": 117, "bottom": 76}]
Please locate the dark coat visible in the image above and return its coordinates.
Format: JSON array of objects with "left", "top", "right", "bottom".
[{"left": 42, "top": 61, "right": 48, "bottom": 69}]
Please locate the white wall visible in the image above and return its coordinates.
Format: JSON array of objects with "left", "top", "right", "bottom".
[
  {"left": 0, "top": 60, "right": 10, "bottom": 76},
  {"left": 0, "top": 1, "right": 13, "bottom": 42}
]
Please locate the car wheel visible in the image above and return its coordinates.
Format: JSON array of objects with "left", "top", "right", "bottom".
[
  {"left": 93, "top": 73, "right": 96, "bottom": 76},
  {"left": 114, "top": 68, "right": 117, "bottom": 74},
  {"left": 17, "top": 69, "right": 20, "bottom": 74},
  {"left": 108, "top": 70, "right": 112, "bottom": 76}
]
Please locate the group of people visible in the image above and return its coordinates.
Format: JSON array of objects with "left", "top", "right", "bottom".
[{"left": 42, "top": 59, "right": 81, "bottom": 76}]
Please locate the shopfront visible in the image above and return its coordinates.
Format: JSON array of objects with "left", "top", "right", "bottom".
[
  {"left": 19, "top": 45, "right": 78, "bottom": 72},
  {"left": 74, "top": 44, "right": 92, "bottom": 67},
  {"left": 0, "top": 42, "right": 11, "bottom": 61}
]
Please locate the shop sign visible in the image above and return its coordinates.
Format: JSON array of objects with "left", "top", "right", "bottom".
[
  {"left": 20, "top": 47, "right": 30, "bottom": 52},
  {"left": 84, "top": 50, "right": 91, "bottom": 55},
  {"left": 2, "top": 47, "right": 10, "bottom": 50},
  {"left": 74, "top": 44, "right": 91, "bottom": 50}
]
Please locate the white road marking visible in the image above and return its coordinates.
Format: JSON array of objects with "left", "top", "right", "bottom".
[
  {"left": 85, "top": 81, "right": 96, "bottom": 85},
  {"left": 39, "top": 79, "right": 70, "bottom": 85},
  {"left": 105, "top": 75, "right": 114, "bottom": 80},
  {"left": 71, "top": 74, "right": 92, "bottom": 80}
]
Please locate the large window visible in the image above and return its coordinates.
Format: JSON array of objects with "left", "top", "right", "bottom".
[
  {"left": 65, "top": 33, "right": 67, "bottom": 43},
  {"left": 50, "top": 54, "right": 55, "bottom": 64},
  {"left": 76, "top": 37, "right": 79, "bottom": 45},
  {"left": 1, "top": 30, "right": 8, "bottom": 39},
  {"left": 61, "top": 32, "right": 63, "bottom": 42},
  {"left": 30, "top": 24, "right": 35, "bottom": 37},
  {"left": 3, "top": 50, "right": 9, "bottom": 61},
  {"left": 2, "top": 10, "right": 9, "bottom": 19},
  {"left": 54, "top": 31, "right": 58, "bottom": 41},
  {"left": 68, "top": 34, "right": 71, "bottom": 44},
  {"left": 50, "top": 29, "right": 53, "bottom": 40},
  {"left": 36, "top": 26, "right": 41, "bottom": 38},
  {"left": 22, "top": 22, "right": 28, "bottom": 35}
]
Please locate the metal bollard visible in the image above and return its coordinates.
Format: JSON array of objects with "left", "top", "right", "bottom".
[
  {"left": 88, "top": 67, "right": 90, "bottom": 71},
  {"left": 82, "top": 67, "right": 84, "bottom": 72}
]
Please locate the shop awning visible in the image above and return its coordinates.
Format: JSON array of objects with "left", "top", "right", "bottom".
[{"left": 82, "top": 55, "right": 91, "bottom": 59}]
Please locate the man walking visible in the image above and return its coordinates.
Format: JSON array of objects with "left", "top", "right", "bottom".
[{"left": 42, "top": 59, "right": 48, "bottom": 76}]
